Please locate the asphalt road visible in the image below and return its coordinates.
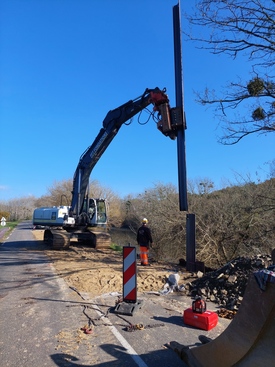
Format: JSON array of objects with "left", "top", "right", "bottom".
[{"left": 0, "top": 222, "right": 230, "bottom": 367}]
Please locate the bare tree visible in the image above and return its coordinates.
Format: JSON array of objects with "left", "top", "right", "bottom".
[
  {"left": 125, "top": 179, "right": 275, "bottom": 267},
  {"left": 187, "top": 177, "right": 215, "bottom": 195},
  {"left": 185, "top": 0, "right": 275, "bottom": 144},
  {"left": 270, "top": 158, "right": 275, "bottom": 177},
  {"left": 1, "top": 196, "right": 36, "bottom": 221},
  {"left": 124, "top": 184, "right": 187, "bottom": 261}
]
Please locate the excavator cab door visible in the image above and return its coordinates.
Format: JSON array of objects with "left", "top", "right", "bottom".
[{"left": 88, "top": 198, "right": 107, "bottom": 227}]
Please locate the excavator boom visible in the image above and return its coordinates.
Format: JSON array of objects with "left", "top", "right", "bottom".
[
  {"left": 33, "top": 87, "right": 181, "bottom": 249},
  {"left": 71, "top": 88, "right": 170, "bottom": 217}
]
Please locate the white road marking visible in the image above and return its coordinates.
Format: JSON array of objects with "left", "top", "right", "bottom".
[{"left": 93, "top": 303, "right": 149, "bottom": 367}]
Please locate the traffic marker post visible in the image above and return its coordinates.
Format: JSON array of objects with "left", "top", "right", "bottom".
[
  {"left": 114, "top": 245, "right": 143, "bottom": 316},
  {"left": 123, "top": 245, "right": 137, "bottom": 302}
]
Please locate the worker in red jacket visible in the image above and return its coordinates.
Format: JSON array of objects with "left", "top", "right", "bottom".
[{"left": 137, "top": 218, "right": 153, "bottom": 266}]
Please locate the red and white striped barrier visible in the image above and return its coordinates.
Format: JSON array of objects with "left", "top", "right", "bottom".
[{"left": 123, "top": 246, "right": 137, "bottom": 303}]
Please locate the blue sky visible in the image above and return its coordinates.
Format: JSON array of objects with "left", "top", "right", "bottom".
[{"left": 0, "top": 0, "right": 274, "bottom": 201}]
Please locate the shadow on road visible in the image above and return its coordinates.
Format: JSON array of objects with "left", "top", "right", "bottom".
[{"left": 51, "top": 342, "right": 185, "bottom": 367}]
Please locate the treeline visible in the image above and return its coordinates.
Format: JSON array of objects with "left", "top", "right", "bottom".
[
  {"left": 124, "top": 179, "right": 275, "bottom": 268},
  {"left": 0, "top": 196, "right": 36, "bottom": 222},
  {"left": 0, "top": 178, "right": 274, "bottom": 268}
]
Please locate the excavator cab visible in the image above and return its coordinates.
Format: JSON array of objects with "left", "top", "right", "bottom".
[{"left": 85, "top": 198, "right": 107, "bottom": 227}]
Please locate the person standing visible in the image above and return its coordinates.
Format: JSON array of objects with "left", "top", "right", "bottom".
[{"left": 137, "top": 218, "right": 153, "bottom": 266}]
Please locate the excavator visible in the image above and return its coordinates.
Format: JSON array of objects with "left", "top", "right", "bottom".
[{"left": 32, "top": 87, "right": 184, "bottom": 249}]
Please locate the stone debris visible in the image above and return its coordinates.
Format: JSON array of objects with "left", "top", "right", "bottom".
[{"left": 183, "top": 254, "right": 273, "bottom": 311}]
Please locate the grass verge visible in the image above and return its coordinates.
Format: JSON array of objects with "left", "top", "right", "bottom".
[{"left": 0, "top": 221, "right": 19, "bottom": 244}]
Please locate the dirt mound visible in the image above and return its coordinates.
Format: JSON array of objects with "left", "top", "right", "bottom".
[
  {"left": 32, "top": 229, "right": 274, "bottom": 310},
  {"left": 32, "top": 229, "right": 190, "bottom": 297}
]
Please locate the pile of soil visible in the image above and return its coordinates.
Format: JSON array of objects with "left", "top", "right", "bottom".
[
  {"left": 33, "top": 229, "right": 274, "bottom": 313},
  {"left": 32, "top": 229, "right": 190, "bottom": 297}
]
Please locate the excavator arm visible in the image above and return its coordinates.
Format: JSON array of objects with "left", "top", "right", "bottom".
[
  {"left": 71, "top": 87, "right": 173, "bottom": 217},
  {"left": 33, "top": 86, "right": 184, "bottom": 249}
]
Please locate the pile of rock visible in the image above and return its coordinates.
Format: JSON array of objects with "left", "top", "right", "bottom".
[{"left": 184, "top": 254, "right": 273, "bottom": 311}]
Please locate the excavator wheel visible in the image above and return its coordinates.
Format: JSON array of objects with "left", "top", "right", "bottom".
[
  {"left": 93, "top": 231, "right": 112, "bottom": 249},
  {"left": 44, "top": 229, "right": 53, "bottom": 247},
  {"left": 76, "top": 229, "right": 111, "bottom": 249},
  {"left": 43, "top": 229, "right": 70, "bottom": 250}
]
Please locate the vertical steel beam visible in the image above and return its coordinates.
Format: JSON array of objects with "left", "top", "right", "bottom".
[
  {"left": 173, "top": 2, "right": 196, "bottom": 270},
  {"left": 186, "top": 213, "right": 196, "bottom": 272},
  {"left": 173, "top": 2, "right": 188, "bottom": 212}
]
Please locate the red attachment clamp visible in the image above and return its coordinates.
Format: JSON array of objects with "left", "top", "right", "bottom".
[{"left": 149, "top": 89, "right": 169, "bottom": 111}]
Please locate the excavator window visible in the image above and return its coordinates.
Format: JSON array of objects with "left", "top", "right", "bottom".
[
  {"left": 88, "top": 199, "right": 95, "bottom": 219},
  {"left": 96, "top": 200, "right": 107, "bottom": 223}
]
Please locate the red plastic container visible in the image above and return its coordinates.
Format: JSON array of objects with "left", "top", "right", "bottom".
[{"left": 183, "top": 307, "right": 218, "bottom": 331}]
